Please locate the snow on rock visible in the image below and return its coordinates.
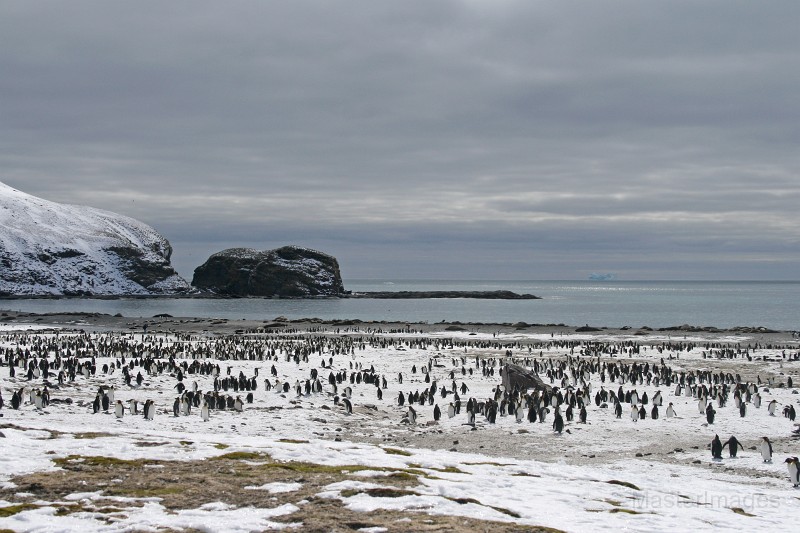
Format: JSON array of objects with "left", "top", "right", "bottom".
[
  {"left": 192, "top": 245, "right": 345, "bottom": 297},
  {"left": 0, "top": 182, "right": 189, "bottom": 295}
]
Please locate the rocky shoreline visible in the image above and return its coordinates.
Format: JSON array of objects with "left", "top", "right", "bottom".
[
  {"left": 345, "top": 290, "right": 540, "bottom": 299},
  {"left": 0, "top": 289, "right": 540, "bottom": 300},
  {"left": 1, "top": 310, "right": 796, "bottom": 344}
]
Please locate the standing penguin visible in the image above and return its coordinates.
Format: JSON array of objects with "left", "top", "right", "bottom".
[
  {"left": 553, "top": 411, "right": 564, "bottom": 434},
  {"left": 630, "top": 404, "right": 639, "bottom": 422},
  {"left": 698, "top": 397, "right": 707, "bottom": 414},
  {"left": 33, "top": 390, "right": 43, "bottom": 410},
  {"left": 181, "top": 396, "right": 191, "bottom": 416},
  {"left": 722, "top": 435, "right": 743, "bottom": 458},
  {"left": 738, "top": 402, "right": 746, "bottom": 417},
  {"left": 115, "top": 400, "right": 124, "bottom": 419},
  {"left": 579, "top": 405, "right": 587, "bottom": 424},
  {"left": 785, "top": 457, "right": 800, "bottom": 487},
  {"left": 705, "top": 404, "right": 716, "bottom": 424},
  {"left": 666, "top": 403, "right": 676, "bottom": 418},
  {"left": 342, "top": 397, "right": 353, "bottom": 414},
  {"left": 407, "top": 405, "right": 417, "bottom": 425},
  {"left": 760, "top": 437, "right": 773, "bottom": 463},
  {"left": 201, "top": 400, "right": 210, "bottom": 421},
  {"left": 433, "top": 404, "right": 441, "bottom": 421},
  {"left": 768, "top": 399, "right": 778, "bottom": 416},
  {"left": 711, "top": 435, "right": 723, "bottom": 460},
  {"left": 11, "top": 391, "right": 21, "bottom": 410}
]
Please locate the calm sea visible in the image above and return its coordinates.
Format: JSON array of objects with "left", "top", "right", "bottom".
[{"left": 1, "top": 280, "right": 798, "bottom": 331}]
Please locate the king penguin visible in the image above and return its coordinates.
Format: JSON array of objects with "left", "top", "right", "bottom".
[
  {"left": 760, "top": 437, "right": 773, "bottom": 463},
  {"left": 768, "top": 399, "right": 778, "bottom": 416},
  {"left": 711, "top": 434, "right": 723, "bottom": 460},
  {"left": 181, "top": 396, "right": 191, "bottom": 416},
  {"left": 722, "top": 435, "right": 743, "bottom": 458},
  {"left": 553, "top": 411, "right": 564, "bottom": 434},
  {"left": 698, "top": 396, "right": 707, "bottom": 414},
  {"left": 115, "top": 400, "right": 124, "bottom": 419},
  {"left": 705, "top": 404, "right": 716, "bottom": 424},
  {"left": 33, "top": 390, "right": 43, "bottom": 410},
  {"left": 785, "top": 457, "right": 800, "bottom": 487},
  {"left": 466, "top": 409, "right": 476, "bottom": 427}
]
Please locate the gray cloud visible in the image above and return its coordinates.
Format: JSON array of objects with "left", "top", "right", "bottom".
[{"left": 1, "top": 1, "right": 799, "bottom": 281}]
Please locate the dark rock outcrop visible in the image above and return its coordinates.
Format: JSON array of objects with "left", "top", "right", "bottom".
[
  {"left": 192, "top": 246, "right": 345, "bottom": 297},
  {"left": 347, "top": 290, "right": 540, "bottom": 300},
  {"left": 501, "top": 364, "right": 553, "bottom": 394}
]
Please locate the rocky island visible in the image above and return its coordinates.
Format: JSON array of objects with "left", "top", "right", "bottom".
[{"left": 191, "top": 246, "right": 346, "bottom": 297}]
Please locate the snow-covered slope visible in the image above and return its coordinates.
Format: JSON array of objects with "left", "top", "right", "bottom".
[{"left": 0, "top": 182, "right": 189, "bottom": 296}]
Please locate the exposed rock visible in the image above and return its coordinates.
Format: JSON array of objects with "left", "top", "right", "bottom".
[
  {"left": 501, "top": 364, "right": 553, "bottom": 394},
  {"left": 0, "top": 182, "right": 189, "bottom": 296},
  {"left": 192, "top": 246, "right": 345, "bottom": 297},
  {"left": 347, "top": 290, "right": 540, "bottom": 299}
]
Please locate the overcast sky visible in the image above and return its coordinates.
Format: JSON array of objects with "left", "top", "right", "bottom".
[{"left": 2, "top": 1, "right": 799, "bottom": 281}]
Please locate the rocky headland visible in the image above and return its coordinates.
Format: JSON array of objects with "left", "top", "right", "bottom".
[{"left": 0, "top": 182, "right": 189, "bottom": 296}]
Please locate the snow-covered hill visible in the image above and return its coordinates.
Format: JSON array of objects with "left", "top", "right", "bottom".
[{"left": 0, "top": 182, "right": 189, "bottom": 296}]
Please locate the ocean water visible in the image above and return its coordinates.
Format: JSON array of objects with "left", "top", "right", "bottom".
[{"left": 1, "top": 280, "right": 798, "bottom": 331}]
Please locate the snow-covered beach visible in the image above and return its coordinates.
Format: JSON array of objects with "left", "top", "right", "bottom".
[{"left": 1, "top": 312, "right": 798, "bottom": 532}]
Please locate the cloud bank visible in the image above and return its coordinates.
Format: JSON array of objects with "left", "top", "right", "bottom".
[{"left": 2, "top": 1, "right": 798, "bottom": 280}]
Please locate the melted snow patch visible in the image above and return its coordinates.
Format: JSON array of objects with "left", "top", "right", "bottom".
[{"left": 244, "top": 482, "right": 303, "bottom": 493}]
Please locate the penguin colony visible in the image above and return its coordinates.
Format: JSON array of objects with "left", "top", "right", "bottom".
[{"left": 0, "top": 325, "right": 798, "bottom": 487}]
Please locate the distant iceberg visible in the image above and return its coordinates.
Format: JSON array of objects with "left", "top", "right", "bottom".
[{"left": 588, "top": 273, "right": 617, "bottom": 281}]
